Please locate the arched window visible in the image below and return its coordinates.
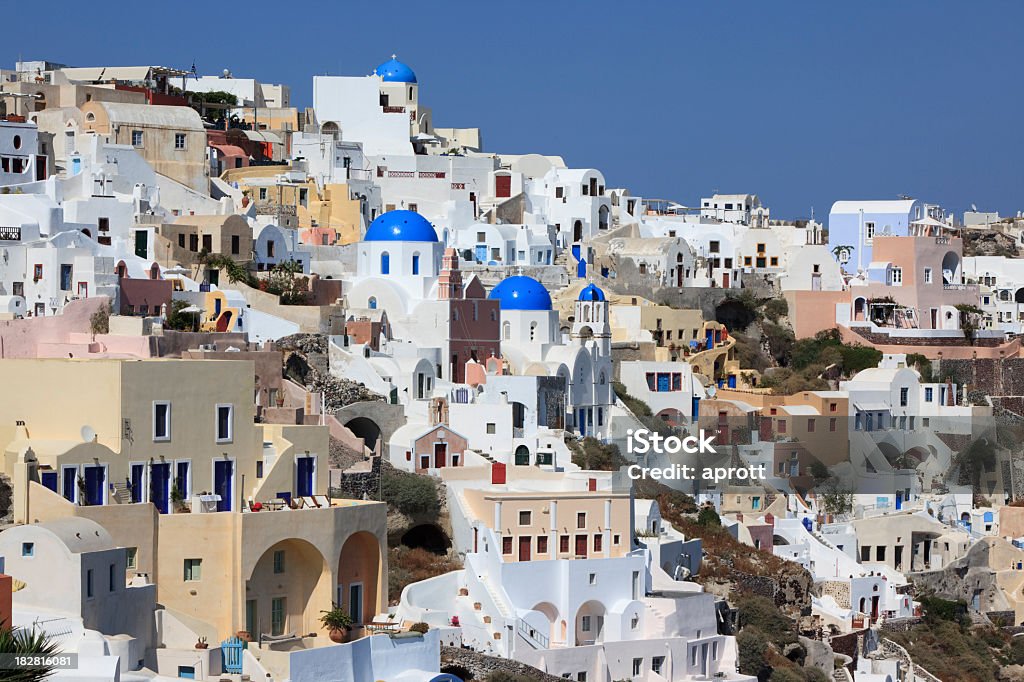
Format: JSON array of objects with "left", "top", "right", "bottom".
[
  {"left": 583, "top": 306, "right": 591, "bottom": 322},
  {"left": 503, "top": 321, "right": 511, "bottom": 340},
  {"left": 412, "top": 252, "right": 420, "bottom": 275},
  {"left": 380, "top": 251, "right": 390, "bottom": 275},
  {"left": 368, "top": 297, "right": 377, "bottom": 309}
]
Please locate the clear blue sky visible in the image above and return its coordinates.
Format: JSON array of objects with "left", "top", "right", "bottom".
[{"left": 8, "top": 0, "right": 1023, "bottom": 221}]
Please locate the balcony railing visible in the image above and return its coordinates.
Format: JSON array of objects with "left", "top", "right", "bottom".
[{"left": 517, "top": 619, "right": 549, "bottom": 649}]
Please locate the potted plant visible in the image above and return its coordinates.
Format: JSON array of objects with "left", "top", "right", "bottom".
[
  {"left": 319, "top": 604, "right": 353, "bottom": 643},
  {"left": 170, "top": 478, "right": 188, "bottom": 513},
  {"left": 195, "top": 636, "right": 208, "bottom": 650},
  {"left": 236, "top": 630, "right": 252, "bottom": 643}
]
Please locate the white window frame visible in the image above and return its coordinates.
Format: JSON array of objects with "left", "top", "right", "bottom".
[
  {"left": 184, "top": 558, "right": 202, "bottom": 582},
  {"left": 864, "top": 221, "right": 875, "bottom": 244},
  {"left": 294, "top": 454, "right": 317, "bottom": 496},
  {"left": 924, "top": 267, "right": 932, "bottom": 284},
  {"left": 131, "top": 130, "right": 144, "bottom": 148},
  {"left": 153, "top": 401, "right": 171, "bottom": 442},
  {"left": 129, "top": 461, "right": 149, "bottom": 503},
  {"left": 174, "top": 133, "right": 187, "bottom": 150},
  {"left": 215, "top": 404, "right": 234, "bottom": 443},
  {"left": 173, "top": 459, "right": 192, "bottom": 503},
  {"left": 890, "top": 266, "right": 902, "bottom": 285}
]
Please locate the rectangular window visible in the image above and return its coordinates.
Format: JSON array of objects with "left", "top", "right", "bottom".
[
  {"left": 652, "top": 656, "right": 665, "bottom": 674},
  {"left": 577, "top": 512, "right": 586, "bottom": 529},
  {"left": 537, "top": 536, "right": 548, "bottom": 553},
  {"left": 778, "top": 420, "right": 787, "bottom": 434},
  {"left": 271, "top": 597, "right": 286, "bottom": 636},
  {"left": 770, "top": 256, "right": 779, "bottom": 266},
  {"left": 59, "top": 264, "right": 72, "bottom": 290},
  {"left": 891, "top": 267, "right": 902, "bottom": 285},
  {"left": 86, "top": 569, "right": 94, "bottom": 598},
  {"left": 33, "top": 264, "right": 42, "bottom": 280},
  {"left": 174, "top": 133, "right": 186, "bottom": 150},
  {"left": 709, "top": 240, "right": 720, "bottom": 253},
  {"left": 216, "top": 405, "right": 233, "bottom": 443},
  {"left": 184, "top": 558, "right": 202, "bottom": 581},
  {"left": 560, "top": 535, "right": 569, "bottom": 553},
  {"left": 259, "top": 187, "right": 268, "bottom": 200},
  {"left": 131, "top": 130, "right": 143, "bottom": 147},
  {"left": 807, "top": 418, "right": 815, "bottom": 433},
  {"left": 876, "top": 546, "right": 886, "bottom": 561},
  {"left": 109, "top": 563, "right": 116, "bottom": 592},
  {"left": 231, "top": 235, "right": 240, "bottom": 255},
  {"left": 924, "top": 267, "right": 932, "bottom": 284},
  {"left": 126, "top": 547, "right": 138, "bottom": 570},
  {"left": 865, "top": 221, "right": 875, "bottom": 243},
  {"left": 486, "top": 423, "right": 496, "bottom": 434},
  {"left": 900, "top": 387, "right": 908, "bottom": 407},
  {"left": 593, "top": 534, "right": 603, "bottom": 552},
  {"left": 502, "top": 537, "right": 513, "bottom": 554},
  {"left": 178, "top": 234, "right": 185, "bottom": 248},
  {"left": 153, "top": 402, "right": 171, "bottom": 442},
  {"left": 21, "top": 542, "right": 33, "bottom": 557},
  {"left": 744, "top": 256, "right": 752, "bottom": 266},
  {"left": 633, "top": 659, "right": 643, "bottom": 676},
  {"left": 581, "top": 615, "right": 591, "bottom": 632},
  {"left": 830, "top": 417, "right": 837, "bottom": 432},
  {"left": 518, "top": 510, "right": 532, "bottom": 526},
  {"left": 925, "top": 387, "right": 933, "bottom": 402},
  {"left": 273, "top": 549, "right": 286, "bottom": 574},
  {"left": 861, "top": 546, "right": 870, "bottom": 562}
]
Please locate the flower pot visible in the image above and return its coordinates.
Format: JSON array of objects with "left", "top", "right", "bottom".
[
  {"left": 236, "top": 630, "right": 252, "bottom": 642},
  {"left": 195, "top": 643, "right": 208, "bottom": 650},
  {"left": 329, "top": 627, "right": 348, "bottom": 644}
]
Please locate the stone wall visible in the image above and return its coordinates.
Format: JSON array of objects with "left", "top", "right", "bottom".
[
  {"left": 820, "top": 580, "right": 851, "bottom": 609},
  {"left": 329, "top": 455, "right": 382, "bottom": 499},
  {"left": 440, "top": 646, "right": 565, "bottom": 682}
]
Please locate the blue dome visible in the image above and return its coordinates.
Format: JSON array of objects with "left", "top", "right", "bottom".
[
  {"left": 578, "top": 283, "right": 605, "bottom": 301},
  {"left": 364, "top": 210, "right": 438, "bottom": 242},
  {"left": 488, "top": 276, "right": 552, "bottom": 311},
  {"left": 374, "top": 56, "right": 417, "bottom": 83}
]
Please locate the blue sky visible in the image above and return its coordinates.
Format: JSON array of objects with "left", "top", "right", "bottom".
[{"left": 7, "top": 0, "right": 1023, "bottom": 220}]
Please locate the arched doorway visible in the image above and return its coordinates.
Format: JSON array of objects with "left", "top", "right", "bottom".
[
  {"left": 345, "top": 417, "right": 382, "bottom": 451},
  {"left": 573, "top": 220, "right": 583, "bottom": 243},
  {"left": 216, "top": 310, "right": 233, "bottom": 332},
  {"left": 514, "top": 444, "right": 530, "bottom": 466},
  {"left": 247, "top": 539, "right": 329, "bottom": 638},
  {"left": 1015, "top": 288, "right": 1024, "bottom": 304},
  {"left": 531, "top": 601, "right": 561, "bottom": 645},
  {"left": 400, "top": 524, "right": 451, "bottom": 555},
  {"left": 854, "top": 297, "right": 867, "bottom": 322},
  {"left": 338, "top": 531, "right": 382, "bottom": 626},
  {"left": 575, "top": 600, "right": 606, "bottom": 645}
]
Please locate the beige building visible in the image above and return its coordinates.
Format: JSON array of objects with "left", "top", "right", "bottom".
[
  {"left": 157, "top": 214, "right": 253, "bottom": 270},
  {"left": 80, "top": 101, "right": 208, "bottom": 192},
  {"left": 0, "top": 358, "right": 327, "bottom": 519}
]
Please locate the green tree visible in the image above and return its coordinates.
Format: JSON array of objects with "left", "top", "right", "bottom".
[
  {"left": 737, "top": 627, "right": 771, "bottom": 679},
  {"left": 0, "top": 621, "right": 61, "bottom": 682},
  {"left": 697, "top": 505, "right": 721, "bottom": 527}
]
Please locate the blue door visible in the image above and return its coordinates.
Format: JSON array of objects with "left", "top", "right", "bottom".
[
  {"left": 576, "top": 257, "right": 587, "bottom": 279},
  {"left": 214, "top": 460, "right": 233, "bottom": 511},
  {"left": 474, "top": 245, "right": 487, "bottom": 262},
  {"left": 150, "top": 463, "right": 170, "bottom": 514},
  {"left": 578, "top": 409, "right": 587, "bottom": 436},
  {"left": 571, "top": 244, "right": 581, "bottom": 262},
  {"left": 296, "top": 457, "right": 314, "bottom": 498},
  {"left": 706, "top": 330, "right": 714, "bottom": 348},
  {"left": 41, "top": 472, "right": 58, "bottom": 493},
  {"left": 62, "top": 468, "right": 77, "bottom": 502},
  {"left": 728, "top": 375, "right": 737, "bottom": 388},
  {"left": 130, "top": 464, "right": 146, "bottom": 503},
  {"left": 692, "top": 396, "right": 701, "bottom": 419},
  {"left": 83, "top": 466, "right": 105, "bottom": 506},
  {"left": 895, "top": 492, "right": 903, "bottom": 510},
  {"left": 657, "top": 374, "right": 670, "bottom": 392}
]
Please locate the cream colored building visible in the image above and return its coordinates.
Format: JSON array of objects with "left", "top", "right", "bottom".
[
  {"left": 0, "top": 358, "right": 327, "bottom": 518},
  {"left": 80, "top": 101, "right": 208, "bottom": 192}
]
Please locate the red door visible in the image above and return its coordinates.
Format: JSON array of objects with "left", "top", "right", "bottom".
[
  {"left": 434, "top": 443, "right": 447, "bottom": 468},
  {"left": 519, "top": 536, "right": 531, "bottom": 561},
  {"left": 495, "top": 174, "right": 512, "bottom": 198},
  {"left": 575, "top": 534, "right": 587, "bottom": 558},
  {"left": 722, "top": 272, "right": 730, "bottom": 288}
]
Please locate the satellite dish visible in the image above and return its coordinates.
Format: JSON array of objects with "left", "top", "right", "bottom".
[
  {"left": 707, "top": 384, "right": 717, "bottom": 398},
  {"left": 971, "top": 203, "right": 978, "bottom": 212},
  {"left": 80, "top": 425, "right": 97, "bottom": 443}
]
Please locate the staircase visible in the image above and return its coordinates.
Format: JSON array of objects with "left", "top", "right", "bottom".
[{"left": 111, "top": 481, "right": 132, "bottom": 505}]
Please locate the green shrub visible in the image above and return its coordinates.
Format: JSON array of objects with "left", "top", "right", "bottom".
[
  {"left": 380, "top": 471, "right": 439, "bottom": 515},
  {"left": 737, "top": 627, "right": 771, "bottom": 678},
  {"left": 409, "top": 622, "right": 430, "bottom": 634},
  {"left": 571, "top": 437, "right": 627, "bottom": 471},
  {"left": 697, "top": 506, "right": 721, "bottom": 527}
]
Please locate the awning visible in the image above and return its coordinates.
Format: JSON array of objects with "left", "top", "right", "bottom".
[
  {"left": 241, "top": 130, "right": 283, "bottom": 145},
  {"left": 211, "top": 144, "right": 247, "bottom": 157},
  {"left": 854, "top": 402, "right": 890, "bottom": 412}
]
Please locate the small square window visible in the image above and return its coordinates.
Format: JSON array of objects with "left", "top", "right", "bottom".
[
  {"left": 174, "top": 133, "right": 186, "bottom": 150},
  {"left": 502, "top": 537, "right": 513, "bottom": 554},
  {"left": 184, "top": 558, "right": 202, "bottom": 581},
  {"left": 486, "top": 423, "right": 496, "bottom": 434},
  {"left": 518, "top": 510, "right": 532, "bottom": 526},
  {"left": 131, "top": 130, "right": 143, "bottom": 147},
  {"left": 21, "top": 542, "right": 34, "bottom": 557},
  {"left": 126, "top": 547, "right": 138, "bottom": 569},
  {"left": 588, "top": 573, "right": 596, "bottom": 585}
]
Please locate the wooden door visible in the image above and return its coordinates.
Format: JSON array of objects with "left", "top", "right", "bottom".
[{"left": 519, "top": 536, "right": 531, "bottom": 561}]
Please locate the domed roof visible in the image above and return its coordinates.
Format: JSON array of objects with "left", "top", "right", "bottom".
[
  {"left": 374, "top": 56, "right": 417, "bottom": 83},
  {"left": 488, "top": 276, "right": 552, "bottom": 311},
  {"left": 364, "top": 210, "right": 438, "bottom": 242},
  {"left": 578, "top": 283, "right": 605, "bottom": 301}
]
